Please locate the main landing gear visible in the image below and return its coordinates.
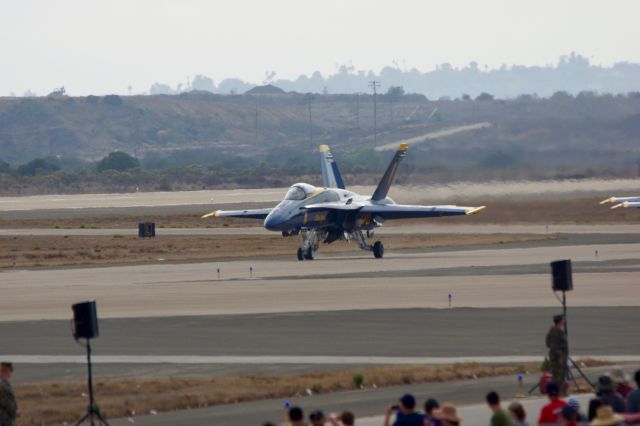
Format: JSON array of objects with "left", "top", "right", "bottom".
[
  {"left": 353, "top": 229, "right": 384, "bottom": 259},
  {"left": 297, "top": 229, "right": 322, "bottom": 261}
]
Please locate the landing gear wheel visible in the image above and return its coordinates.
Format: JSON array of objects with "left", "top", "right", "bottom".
[
  {"left": 297, "top": 248, "right": 304, "bottom": 261},
  {"left": 304, "top": 247, "right": 315, "bottom": 260},
  {"left": 373, "top": 241, "right": 384, "bottom": 259}
]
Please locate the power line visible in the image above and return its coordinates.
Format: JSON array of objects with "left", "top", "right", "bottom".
[{"left": 368, "top": 81, "right": 380, "bottom": 144}]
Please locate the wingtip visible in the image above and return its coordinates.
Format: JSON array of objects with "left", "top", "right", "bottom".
[
  {"left": 611, "top": 202, "right": 627, "bottom": 209},
  {"left": 201, "top": 210, "right": 221, "bottom": 219},
  {"left": 319, "top": 144, "right": 330, "bottom": 153},
  {"left": 398, "top": 143, "right": 409, "bottom": 152},
  {"left": 465, "top": 206, "right": 486, "bottom": 215},
  {"left": 600, "top": 197, "right": 615, "bottom": 205}
]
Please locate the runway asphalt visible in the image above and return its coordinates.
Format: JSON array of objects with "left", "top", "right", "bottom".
[
  {"left": 1, "top": 241, "right": 639, "bottom": 320},
  {"left": 4, "top": 307, "right": 639, "bottom": 384}
]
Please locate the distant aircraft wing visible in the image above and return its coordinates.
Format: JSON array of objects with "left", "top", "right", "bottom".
[
  {"left": 319, "top": 145, "right": 346, "bottom": 189},
  {"left": 359, "top": 204, "right": 486, "bottom": 220},
  {"left": 201, "top": 208, "right": 273, "bottom": 219},
  {"left": 611, "top": 202, "right": 640, "bottom": 209},
  {"left": 600, "top": 196, "right": 640, "bottom": 208}
]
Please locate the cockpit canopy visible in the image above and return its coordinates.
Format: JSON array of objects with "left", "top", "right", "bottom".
[{"left": 284, "top": 183, "right": 318, "bottom": 201}]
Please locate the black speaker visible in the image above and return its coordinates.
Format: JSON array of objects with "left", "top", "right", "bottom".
[
  {"left": 138, "top": 222, "right": 156, "bottom": 238},
  {"left": 551, "top": 259, "right": 573, "bottom": 292},
  {"left": 72, "top": 300, "right": 99, "bottom": 339}
]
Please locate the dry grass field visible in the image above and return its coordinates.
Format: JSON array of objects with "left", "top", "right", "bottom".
[
  {"left": 1, "top": 197, "right": 638, "bottom": 230},
  {"left": 14, "top": 360, "right": 607, "bottom": 425},
  {"left": 0, "top": 233, "right": 555, "bottom": 268}
]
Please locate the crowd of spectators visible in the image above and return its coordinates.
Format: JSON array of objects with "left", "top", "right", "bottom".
[{"left": 266, "top": 369, "right": 640, "bottom": 426}]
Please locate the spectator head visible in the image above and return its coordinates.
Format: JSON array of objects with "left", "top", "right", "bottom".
[
  {"left": 309, "top": 409, "right": 325, "bottom": 426},
  {"left": 546, "top": 382, "right": 560, "bottom": 399},
  {"left": 424, "top": 398, "right": 439, "bottom": 415},
  {"left": 288, "top": 406, "right": 304, "bottom": 426},
  {"left": 399, "top": 393, "right": 416, "bottom": 413},
  {"left": 486, "top": 391, "right": 500, "bottom": 407},
  {"left": 0, "top": 362, "right": 13, "bottom": 379},
  {"left": 591, "top": 405, "right": 624, "bottom": 426},
  {"left": 553, "top": 314, "right": 564, "bottom": 326},
  {"left": 339, "top": 411, "right": 355, "bottom": 426},
  {"left": 566, "top": 397, "right": 580, "bottom": 413},
  {"left": 610, "top": 368, "right": 629, "bottom": 385},
  {"left": 597, "top": 375, "right": 615, "bottom": 394},
  {"left": 588, "top": 398, "right": 603, "bottom": 421},
  {"left": 508, "top": 401, "right": 526, "bottom": 422},
  {"left": 635, "top": 369, "right": 640, "bottom": 388},
  {"left": 431, "top": 402, "right": 462, "bottom": 426},
  {"left": 561, "top": 405, "right": 577, "bottom": 421}
]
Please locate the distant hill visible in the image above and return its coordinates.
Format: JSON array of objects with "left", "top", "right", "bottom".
[{"left": 1, "top": 91, "right": 639, "bottom": 184}]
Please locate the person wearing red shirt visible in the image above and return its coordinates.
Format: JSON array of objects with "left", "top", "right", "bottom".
[{"left": 538, "top": 383, "right": 567, "bottom": 425}]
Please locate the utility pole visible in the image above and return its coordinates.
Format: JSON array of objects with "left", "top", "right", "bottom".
[
  {"left": 368, "top": 81, "right": 380, "bottom": 144},
  {"left": 307, "top": 94, "right": 314, "bottom": 150},
  {"left": 355, "top": 93, "right": 360, "bottom": 129},
  {"left": 254, "top": 97, "right": 258, "bottom": 140}
]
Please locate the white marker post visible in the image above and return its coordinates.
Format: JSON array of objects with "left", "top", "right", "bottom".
[
  {"left": 448, "top": 293, "right": 452, "bottom": 310},
  {"left": 249, "top": 266, "right": 253, "bottom": 278},
  {"left": 217, "top": 268, "right": 220, "bottom": 280}
]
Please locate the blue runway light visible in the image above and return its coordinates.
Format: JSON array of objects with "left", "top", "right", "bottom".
[{"left": 283, "top": 400, "right": 291, "bottom": 408}]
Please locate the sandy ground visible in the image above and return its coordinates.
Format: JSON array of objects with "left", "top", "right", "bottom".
[
  {"left": 1, "top": 223, "right": 639, "bottom": 236},
  {"left": 1, "top": 180, "right": 639, "bottom": 212}
]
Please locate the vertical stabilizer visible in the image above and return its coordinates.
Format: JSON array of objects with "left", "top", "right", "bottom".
[
  {"left": 319, "top": 145, "right": 346, "bottom": 189},
  {"left": 371, "top": 143, "right": 408, "bottom": 201}
]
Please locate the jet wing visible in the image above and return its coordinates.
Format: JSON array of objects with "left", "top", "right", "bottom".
[
  {"left": 600, "top": 196, "right": 640, "bottom": 209},
  {"left": 302, "top": 202, "right": 485, "bottom": 219},
  {"left": 201, "top": 208, "right": 273, "bottom": 219},
  {"left": 611, "top": 202, "right": 640, "bottom": 209},
  {"left": 359, "top": 204, "right": 486, "bottom": 220}
]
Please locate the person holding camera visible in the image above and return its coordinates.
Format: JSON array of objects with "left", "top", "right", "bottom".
[{"left": 384, "top": 394, "right": 426, "bottom": 426}]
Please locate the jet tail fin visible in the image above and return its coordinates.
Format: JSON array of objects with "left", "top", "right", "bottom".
[
  {"left": 371, "top": 143, "right": 408, "bottom": 201},
  {"left": 320, "top": 145, "right": 345, "bottom": 189}
]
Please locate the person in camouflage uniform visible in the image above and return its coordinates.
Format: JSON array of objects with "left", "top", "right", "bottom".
[
  {"left": 0, "top": 362, "right": 18, "bottom": 426},
  {"left": 546, "top": 315, "right": 568, "bottom": 395}
]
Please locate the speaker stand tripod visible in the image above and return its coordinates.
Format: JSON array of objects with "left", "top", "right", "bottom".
[
  {"left": 560, "top": 290, "right": 594, "bottom": 392},
  {"left": 75, "top": 339, "right": 110, "bottom": 426}
]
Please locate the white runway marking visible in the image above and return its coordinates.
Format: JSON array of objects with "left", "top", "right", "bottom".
[{"left": 3, "top": 355, "right": 640, "bottom": 365}]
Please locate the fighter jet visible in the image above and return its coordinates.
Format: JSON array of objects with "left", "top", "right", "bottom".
[
  {"left": 600, "top": 196, "right": 640, "bottom": 209},
  {"left": 202, "top": 144, "right": 485, "bottom": 260}
]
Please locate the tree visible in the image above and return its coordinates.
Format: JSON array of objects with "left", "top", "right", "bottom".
[
  {"left": 191, "top": 75, "right": 216, "bottom": 93},
  {"left": 16, "top": 158, "right": 60, "bottom": 176},
  {"left": 97, "top": 152, "right": 140, "bottom": 172},
  {"left": 475, "top": 92, "right": 494, "bottom": 101},
  {"left": 386, "top": 86, "right": 405, "bottom": 97},
  {"left": 102, "top": 94, "right": 123, "bottom": 106},
  {"left": 0, "top": 158, "right": 11, "bottom": 174}
]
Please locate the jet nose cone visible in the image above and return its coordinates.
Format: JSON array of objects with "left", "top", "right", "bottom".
[{"left": 264, "top": 211, "right": 282, "bottom": 231}]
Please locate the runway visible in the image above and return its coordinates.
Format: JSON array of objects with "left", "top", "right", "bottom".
[
  {"left": 1, "top": 239, "right": 639, "bottom": 320},
  {"left": 3, "top": 307, "right": 640, "bottom": 384}
]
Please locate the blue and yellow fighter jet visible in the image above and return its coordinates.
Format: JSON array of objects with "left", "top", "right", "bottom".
[{"left": 203, "top": 144, "right": 485, "bottom": 260}]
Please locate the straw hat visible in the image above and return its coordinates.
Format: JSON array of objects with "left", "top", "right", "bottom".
[
  {"left": 431, "top": 403, "right": 462, "bottom": 423},
  {"left": 609, "top": 368, "right": 629, "bottom": 384},
  {"left": 590, "top": 405, "right": 624, "bottom": 426}
]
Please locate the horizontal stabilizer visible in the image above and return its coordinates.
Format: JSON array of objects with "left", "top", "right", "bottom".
[{"left": 371, "top": 143, "right": 408, "bottom": 201}]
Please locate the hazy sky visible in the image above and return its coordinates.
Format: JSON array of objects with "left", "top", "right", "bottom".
[{"left": 2, "top": 0, "right": 639, "bottom": 96}]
